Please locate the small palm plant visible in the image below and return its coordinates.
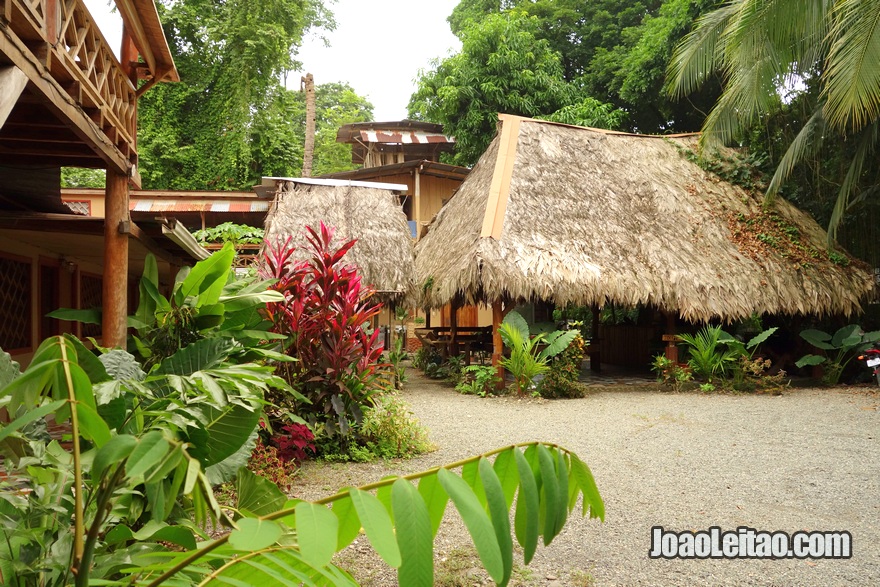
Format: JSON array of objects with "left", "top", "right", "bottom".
[{"left": 499, "top": 311, "right": 578, "bottom": 395}]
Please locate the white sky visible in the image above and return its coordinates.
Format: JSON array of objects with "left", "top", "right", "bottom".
[{"left": 84, "top": 0, "right": 461, "bottom": 121}]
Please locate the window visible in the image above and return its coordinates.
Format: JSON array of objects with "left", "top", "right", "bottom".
[{"left": 0, "top": 254, "right": 32, "bottom": 352}]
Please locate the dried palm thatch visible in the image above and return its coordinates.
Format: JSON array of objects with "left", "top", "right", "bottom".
[
  {"left": 414, "top": 115, "right": 873, "bottom": 322},
  {"left": 262, "top": 179, "right": 414, "bottom": 301}
]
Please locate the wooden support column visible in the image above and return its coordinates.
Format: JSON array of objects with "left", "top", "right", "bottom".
[
  {"left": 663, "top": 312, "right": 679, "bottom": 364},
  {"left": 449, "top": 298, "right": 459, "bottom": 356},
  {"left": 492, "top": 300, "right": 505, "bottom": 390},
  {"left": 590, "top": 305, "right": 601, "bottom": 372},
  {"left": 0, "top": 67, "right": 28, "bottom": 128},
  {"left": 102, "top": 171, "right": 130, "bottom": 347}
]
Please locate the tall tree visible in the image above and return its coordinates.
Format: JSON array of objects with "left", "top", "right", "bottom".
[
  {"left": 666, "top": 0, "right": 880, "bottom": 242},
  {"left": 138, "top": 0, "right": 338, "bottom": 190},
  {"left": 409, "top": 11, "right": 624, "bottom": 166}
]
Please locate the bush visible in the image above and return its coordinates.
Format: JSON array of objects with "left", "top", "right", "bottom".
[
  {"left": 455, "top": 364, "right": 501, "bottom": 397},
  {"left": 248, "top": 439, "right": 300, "bottom": 492},
  {"left": 651, "top": 354, "right": 693, "bottom": 392},
  {"left": 260, "top": 223, "right": 384, "bottom": 437},
  {"left": 540, "top": 334, "right": 591, "bottom": 399}
]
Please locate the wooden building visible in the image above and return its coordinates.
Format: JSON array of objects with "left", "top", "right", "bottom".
[{"left": 0, "top": 0, "right": 181, "bottom": 363}]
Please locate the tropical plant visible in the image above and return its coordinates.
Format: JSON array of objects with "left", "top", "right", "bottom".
[
  {"left": 357, "top": 392, "right": 435, "bottom": 460},
  {"left": 720, "top": 327, "right": 786, "bottom": 390},
  {"left": 383, "top": 336, "right": 409, "bottom": 390},
  {"left": 539, "top": 334, "right": 589, "bottom": 399},
  {"left": 650, "top": 354, "right": 693, "bottom": 392},
  {"left": 666, "top": 0, "right": 880, "bottom": 242},
  {"left": 677, "top": 325, "right": 741, "bottom": 382},
  {"left": 0, "top": 334, "right": 296, "bottom": 586},
  {"left": 456, "top": 365, "right": 502, "bottom": 397},
  {"left": 193, "top": 222, "right": 265, "bottom": 245},
  {"left": 260, "top": 223, "right": 385, "bottom": 437},
  {"left": 795, "top": 324, "right": 880, "bottom": 385},
  {"left": 500, "top": 311, "right": 579, "bottom": 395}
]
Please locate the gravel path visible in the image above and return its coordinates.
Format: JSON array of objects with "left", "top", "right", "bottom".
[{"left": 292, "top": 368, "right": 880, "bottom": 586}]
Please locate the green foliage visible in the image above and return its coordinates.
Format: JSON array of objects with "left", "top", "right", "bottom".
[
  {"left": 676, "top": 325, "right": 741, "bottom": 382},
  {"left": 650, "top": 354, "right": 693, "bottom": 392},
  {"left": 500, "top": 311, "right": 578, "bottom": 395},
  {"left": 796, "top": 324, "right": 880, "bottom": 385},
  {"left": 537, "top": 97, "right": 628, "bottom": 129},
  {"left": 60, "top": 167, "right": 105, "bottom": 188},
  {"left": 410, "top": 10, "right": 619, "bottom": 165},
  {"left": 539, "top": 334, "right": 589, "bottom": 399},
  {"left": 382, "top": 336, "right": 409, "bottom": 391},
  {"left": 412, "top": 346, "right": 438, "bottom": 371},
  {"left": 455, "top": 365, "right": 502, "bottom": 397},
  {"left": 358, "top": 392, "right": 435, "bottom": 460},
  {"left": 193, "top": 222, "right": 264, "bottom": 245}
]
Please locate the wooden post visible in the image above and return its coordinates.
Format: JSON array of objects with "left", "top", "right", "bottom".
[
  {"left": 102, "top": 170, "right": 130, "bottom": 348},
  {"left": 664, "top": 312, "right": 679, "bottom": 364},
  {"left": 449, "top": 298, "right": 459, "bottom": 356},
  {"left": 492, "top": 300, "right": 505, "bottom": 390},
  {"left": 301, "top": 73, "right": 316, "bottom": 177},
  {"left": 590, "top": 305, "right": 601, "bottom": 372}
]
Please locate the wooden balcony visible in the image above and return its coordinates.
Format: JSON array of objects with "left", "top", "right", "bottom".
[{"left": 0, "top": 0, "right": 139, "bottom": 177}]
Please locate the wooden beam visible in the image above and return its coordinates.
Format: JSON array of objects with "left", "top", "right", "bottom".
[
  {"left": 492, "top": 300, "right": 505, "bottom": 390},
  {"left": 0, "top": 26, "right": 131, "bottom": 174},
  {"left": 480, "top": 114, "right": 522, "bottom": 239},
  {"left": 0, "top": 66, "right": 28, "bottom": 128},
  {"left": 128, "top": 221, "right": 186, "bottom": 267},
  {"left": 102, "top": 170, "right": 129, "bottom": 347}
]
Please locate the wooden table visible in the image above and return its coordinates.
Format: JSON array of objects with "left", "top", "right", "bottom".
[{"left": 415, "top": 326, "right": 493, "bottom": 365}]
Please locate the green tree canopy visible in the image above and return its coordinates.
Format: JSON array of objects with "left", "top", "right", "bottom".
[
  {"left": 666, "top": 0, "right": 880, "bottom": 243},
  {"left": 409, "top": 11, "right": 624, "bottom": 166}
]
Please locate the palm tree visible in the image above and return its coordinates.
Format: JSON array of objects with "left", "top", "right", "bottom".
[{"left": 665, "top": 0, "right": 880, "bottom": 243}]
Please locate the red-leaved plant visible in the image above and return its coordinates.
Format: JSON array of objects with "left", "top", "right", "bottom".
[
  {"left": 272, "top": 423, "right": 316, "bottom": 463},
  {"left": 260, "top": 223, "right": 384, "bottom": 436}
]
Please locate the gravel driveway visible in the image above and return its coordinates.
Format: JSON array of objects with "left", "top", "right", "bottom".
[{"left": 292, "top": 369, "right": 880, "bottom": 586}]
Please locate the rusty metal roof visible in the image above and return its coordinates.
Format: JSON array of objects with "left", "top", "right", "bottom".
[
  {"left": 356, "top": 130, "right": 454, "bottom": 144},
  {"left": 130, "top": 199, "right": 270, "bottom": 213}
]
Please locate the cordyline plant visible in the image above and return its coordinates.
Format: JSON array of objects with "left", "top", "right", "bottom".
[{"left": 260, "top": 223, "right": 384, "bottom": 436}]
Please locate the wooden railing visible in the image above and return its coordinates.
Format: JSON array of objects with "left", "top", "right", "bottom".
[{"left": 1, "top": 0, "right": 137, "bottom": 162}]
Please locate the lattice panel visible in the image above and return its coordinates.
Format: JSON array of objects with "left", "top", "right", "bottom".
[
  {"left": 0, "top": 257, "right": 32, "bottom": 351},
  {"left": 80, "top": 273, "right": 102, "bottom": 339}
]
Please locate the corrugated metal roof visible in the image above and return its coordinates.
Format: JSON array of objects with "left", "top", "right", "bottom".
[
  {"left": 130, "top": 200, "right": 270, "bottom": 213},
  {"left": 358, "top": 130, "right": 454, "bottom": 144}
]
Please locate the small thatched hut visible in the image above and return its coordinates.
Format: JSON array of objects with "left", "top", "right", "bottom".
[
  {"left": 414, "top": 115, "right": 874, "bottom": 366},
  {"left": 261, "top": 178, "right": 414, "bottom": 301}
]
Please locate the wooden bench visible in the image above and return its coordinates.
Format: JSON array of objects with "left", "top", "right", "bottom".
[{"left": 414, "top": 326, "right": 493, "bottom": 365}]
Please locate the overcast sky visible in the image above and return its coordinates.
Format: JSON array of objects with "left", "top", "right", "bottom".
[{"left": 84, "top": 0, "right": 461, "bottom": 121}]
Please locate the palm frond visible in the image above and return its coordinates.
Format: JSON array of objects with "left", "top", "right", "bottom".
[
  {"left": 765, "top": 106, "right": 827, "bottom": 203},
  {"left": 665, "top": 1, "right": 740, "bottom": 98},
  {"left": 827, "top": 120, "right": 880, "bottom": 243},
  {"left": 823, "top": 0, "right": 880, "bottom": 132}
]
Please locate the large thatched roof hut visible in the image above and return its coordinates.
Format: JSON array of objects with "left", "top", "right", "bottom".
[
  {"left": 415, "top": 115, "right": 873, "bottom": 323},
  {"left": 262, "top": 178, "right": 414, "bottom": 300}
]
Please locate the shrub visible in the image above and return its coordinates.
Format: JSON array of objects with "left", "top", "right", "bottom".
[
  {"left": 412, "top": 346, "right": 436, "bottom": 371},
  {"left": 359, "top": 392, "right": 435, "bottom": 459},
  {"left": 540, "top": 334, "right": 590, "bottom": 399},
  {"left": 500, "top": 310, "right": 578, "bottom": 395},
  {"left": 248, "top": 438, "right": 299, "bottom": 492},
  {"left": 677, "top": 325, "right": 740, "bottom": 381},
  {"left": 651, "top": 354, "right": 693, "bottom": 392},
  {"left": 271, "top": 422, "right": 316, "bottom": 463},
  {"left": 455, "top": 364, "right": 501, "bottom": 397},
  {"left": 796, "top": 324, "right": 880, "bottom": 385},
  {"left": 260, "top": 223, "right": 385, "bottom": 437}
]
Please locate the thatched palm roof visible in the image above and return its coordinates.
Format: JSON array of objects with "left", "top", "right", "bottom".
[
  {"left": 262, "top": 178, "right": 414, "bottom": 300},
  {"left": 414, "top": 115, "right": 873, "bottom": 321}
]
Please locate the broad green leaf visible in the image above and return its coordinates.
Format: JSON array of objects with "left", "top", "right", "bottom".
[
  {"left": 230, "top": 518, "right": 283, "bottom": 551},
  {"left": 418, "top": 472, "right": 448, "bottom": 537},
  {"left": 746, "top": 327, "right": 778, "bottom": 349},
  {"left": 64, "top": 335, "right": 110, "bottom": 384},
  {"left": 75, "top": 398, "right": 111, "bottom": 447},
  {"left": 145, "top": 480, "right": 166, "bottom": 522},
  {"left": 98, "top": 349, "right": 145, "bottom": 382},
  {"left": 832, "top": 324, "right": 862, "bottom": 348},
  {"left": 376, "top": 476, "right": 397, "bottom": 523},
  {"left": 537, "top": 445, "right": 561, "bottom": 545},
  {"left": 144, "top": 444, "right": 185, "bottom": 485},
  {"left": 554, "top": 449, "right": 570, "bottom": 536},
  {"left": 392, "top": 478, "right": 434, "bottom": 587},
  {"left": 91, "top": 434, "right": 137, "bottom": 480},
  {"left": 201, "top": 546, "right": 359, "bottom": 586},
  {"left": 46, "top": 307, "right": 101, "bottom": 325},
  {"left": 295, "top": 502, "right": 339, "bottom": 568},
  {"left": 332, "top": 494, "right": 362, "bottom": 550},
  {"left": 176, "top": 242, "right": 235, "bottom": 306},
  {"left": 198, "top": 402, "right": 262, "bottom": 467},
  {"left": 0, "top": 399, "right": 65, "bottom": 444},
  {"left": 492, "top": 447, "right": 519, "bottom": 509},
  {"left": 154, "top": 338, "right": 236, "bottom": 376},
  {"left": 437, "top": 468, "right": 504, "bottom": 583},
  {"left": 570, "top": 454, "right": 604, "bottom": 520},
  {"left": 502, "top": 310, "right": 531, "bottom": 341},
  {"left": 461, "top": 459, "right": 487, "bottom": 510},
  {"left": 133, "top": 253, "right": 160, "bottom": 331},
  {"left": 514, "top": 449, "right": 539, "bottom": 564},
  {"left": 126, "top": 431, "right": 171, "bottom": 479},
  {"left": 349, "top": 488, "right": 401, "bottom": 568},
  {"left": 800, "top": 329, "right": 835, "bottom": 350},
  {"left": 219, "top": 290, "right": 286, "bottom": 313},
  {"left": 795, "top": 354, "right": 826, "bottom": 368},
  {"left": 479, "top": 458, "right": 512, "bottom": 586},
  {"left": 205, "top": 431, "right": 257, "bottom": 486},
  {"left": 237, "top": 467, "right": 287, "bottom": 517}
]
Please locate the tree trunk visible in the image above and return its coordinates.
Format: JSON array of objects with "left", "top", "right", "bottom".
[{"left": 301, "top": 73, "right": 316, "bottom": 177}]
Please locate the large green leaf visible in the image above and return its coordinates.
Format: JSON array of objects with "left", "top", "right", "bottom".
[
  {"left": 237, "top": 467, "right": 288, "bottom": 517},
  {"left": 91, "top": 434, "right": 138, "bottom": 480},
  {"left": 479, "top": 458, "right": 512, "bottom": 586},
  {"left": 295, "top": 502, "right": 339, "bottom": 569},
  {"left": 417, "top": 471, "right": 448, "bottom": 537},
  {"left": 332, "top": 494, "right": 362, "bottom": 550},
  {"left": 46, "top": 307, "right": 101, "bottom": 325},
  {"left": 0, "top": 347, "right": 20, "bottom": 390},
  {"left": 175, "top": 242, "right": 235, "bottom": 306},
  {"left": 437, "top": 468, "right": 504, "bottom": 583},
  {"left": 502, "top": 310, "right": 530, "bottom": 341},
  {"left": 538, "top": 329, "right": 578, "bottom": 361},
  {"left": 219, "top": 290, "right": 286, "bottom": 313},
  {"left": 98, "top": 349, "right": 145, "bottom": 382},
  {"left": 154, "top": 338, "right": 237, "bottom": 376},
  {"left": 126, "top": 431, "right": 171, "bottom": 479},
  {"left": 795, "top": 354, "right": 827, "bottom": 368},
  {"left": 349, "top": 488, "right": 401, "bottom": 568},
  {"left": 133, "top": 253, "right": 160, "bottom": 332},
  {"left": 514, "top": 449, "right": 540, "bottom": 564},
  {"left": 570, "top": 454, "right": 605, "bottom": 520},
  {"left": 537, "top": 445, "right": 562, "bottom": 545},
  {"left": 392, "top": 478, "right": 434, "bottom": 587},
  {"left": 201, "top": 546, "right": 359, "bottom": 587},
  {"left": 198, "top": 402, "right": 261, "bottom": 467},
  {"left": 206, "top": 431, "right": 257, "bottom": 486},
  {"left": 230, "top": 518, "right": 283, "bottom": 551},
  {"left": 800, "top": 328, "right": 835, "bottom": 350},
  {"left": 493, "top": 447, "right": 519, "bottom": 510}
]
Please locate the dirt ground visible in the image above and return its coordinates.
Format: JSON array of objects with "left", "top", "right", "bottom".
[{"left": 291, "top": 367, "right": 880, "bottom": 586}]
